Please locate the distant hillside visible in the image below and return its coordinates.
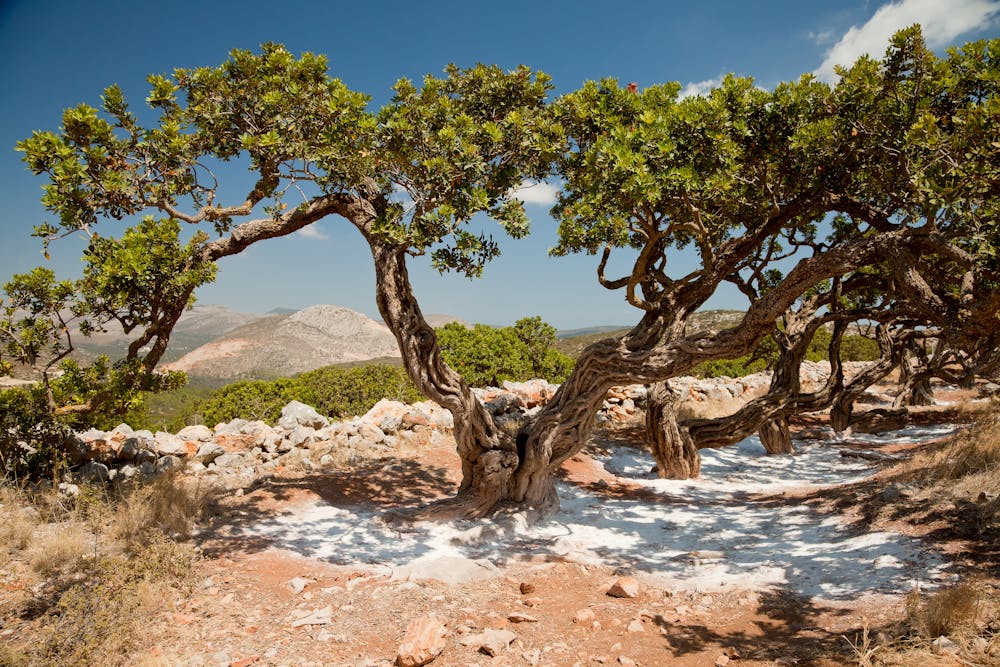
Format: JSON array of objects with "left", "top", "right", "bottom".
[
  {"left": 63, "top": 304, "right": 263, "bottom": 364},
  {"left": 554, "top": 310, "right": 745, "bottom": 357},
  {"left": 556, "top": 325, "right": 627, "bottom": 338},
  {"left": 160, "top": 304, "right": 400, "bottom": 380}
]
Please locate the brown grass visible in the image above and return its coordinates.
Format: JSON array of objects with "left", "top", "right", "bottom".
[
  {"left": 0, "top": 474, "right": 203, "bottom": 667},
  {"left": 0, "top": 489, "right": 35, "bottom": 565},
  {"left": 27, "top": 524, "right": 90, "bottom": 577},
  {"left": 919, "top": 411, "right": 1000, "bottom": 484},
  {"left": 906, "top": 582, "right": 984, "bottom": 639},
  {"left": 111, "top": 470, "right": 216, "bottom": 548},
  {"left": 30, "top": 537, "right": 196, "bottom": 667}
]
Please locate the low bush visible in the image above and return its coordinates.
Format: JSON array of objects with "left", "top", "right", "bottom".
[
  {"left": 0, "top": 479, "right": 201, "bottom": 667},
  {"left": 298, "top": 364, "right": 422, "bottom": 418},
  {"left": 198, "top": 376, "right": 301, "bottom": 425},
  {"left": 111, "top": 470, "right": 216, "bottom": 549},
  {"left": 906, "top": 582, "right": 985, "bottom": 639},
  {"left": 436, "top": 316, "right": 574, "bottom": 387},
  {"left": 197, "top": 363, "right": 421, "bottom": 426}
]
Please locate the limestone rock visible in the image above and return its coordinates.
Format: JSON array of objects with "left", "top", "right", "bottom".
[
  {"left": 213, "top": 453, "right": 247, "bottom": 469},
  {"left": 278, "top": 401, "right": 329, "bottom": 430},
  {"left": 391, "top": 554, "right": 499, "bottom": 585},
  {"left": 396, "top": 616, "right": 447, "bottom": 667},
  {"left": 178, "top": 424, "right": 213, "bottom": 442},
  {"left": 289, "top": 606, "right": 333, "bottom": 628},
  {"left": 195, "top": 442, "right": 226, "bottom": 463},
  {"left": 77, "top": 461, "right": 110, "bottom": 484},
  {"left": 477, "top": 628, "right": 515, "bottom": 657},
  {"left": 507, "top": 612, "right": 538, "bottom": 623},
  {"left": 607, "top": 576, "right": 639, "bottom": 599},
  {"left": 154, "top": 431, "right": 189, "bottom": 456},
  {"left": 931, "top": 636, "right": 959, "bottom": 655},
  {"left": 363, "top": 399, "right": 408, "bottom": 433}
]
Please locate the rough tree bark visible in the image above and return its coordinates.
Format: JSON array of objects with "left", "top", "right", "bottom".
[
  {"left": 645, "top": 381, "right": 700, "bottom": 478},
  {"left": 370, "top": 241, "right": 524, "bottom": 518}
]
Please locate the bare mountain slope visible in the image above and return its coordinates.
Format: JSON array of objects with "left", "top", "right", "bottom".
[
  {"left": 69, "top": 304, "right": 265, "bottom": 363},
  {"left": 161, "top": 305, "right": 400, "bottom": 379}
]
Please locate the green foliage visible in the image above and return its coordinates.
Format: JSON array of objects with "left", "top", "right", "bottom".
[
  {"left": 693, "top": 355, "right": 769, "bottom": 379},
  {"left": 124, "top": 380, "right": 221, "bottom": 432},
  {"left": 1, "top": 268, "right": 76, "bottom": 372},
  {"left": 436, "top": 317, "right": 574, "bottom": 386},
  {"left": 197, "top": 363, "right": 421, "bottom": 426},
  {"left": 297, "top": 364, "right": 422, "bottom": 418},
  {"left": 77, "top": 217, "right": 216, "bottom": 335},
  {"left": 7, "top": 43, "right": 561, "bottom": 440},
  {"left": 377, "top": 64, "right": 560, "bottom": 276},
  {"left": 199, "top": 377, "right": 300, "bottom": 425},
  {"left": 0, "top": 387, "right": 69, "bottom": 480}
]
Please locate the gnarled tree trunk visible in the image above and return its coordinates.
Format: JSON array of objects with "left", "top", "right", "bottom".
[
  {"left": 646, "top": 381, "right": 700, "bottom": 478},
  {"left": 371, "top": 242, "right": 521, "bottom": 518},
  {"left": 759, "top": 417, "right": 793, "bottom": 454}
]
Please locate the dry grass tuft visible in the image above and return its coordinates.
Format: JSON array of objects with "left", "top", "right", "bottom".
[
  {"left": 844, "top": 621, "right": 880, "bottom": 667},
  {"left": 27, "top": 524, "right": 90, "bottom": 577},
  {"left": 0, "top": 472, "right": 208, "bottom": 666},
  {"left": 918, "top": 411, "right": 1000, "bottom": 484},
  {"left": 0, "top": 489, "right": 36, "bottom": 564},
  {"left": 906, "top": 582, "right": 984, "bottom": 639},
  {"left": 31, "top": 536, "right": 196, "bottom": 667},
  {"left": 111, "top": 469, "right": 216, "bottom": 548}
]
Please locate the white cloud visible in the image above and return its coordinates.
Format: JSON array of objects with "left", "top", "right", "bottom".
[
  {"left": 808, "top": 28, "right": 837, "bottom": 45},
  {"left": 678, "top": 77, "right": 721, "bottom": 99},
  {"left": 298, "top": 224, "right": 329, "bottom": 241},
  {"left": 814, "top": 0, "right": 1000, "bottom": 83},
  {"left": 511, "top": 180, "right": 559, "bottom": 206}
]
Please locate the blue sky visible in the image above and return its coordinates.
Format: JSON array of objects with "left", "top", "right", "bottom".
[{"left": 1, "top": 0, "right": 998, "bottom": 329}]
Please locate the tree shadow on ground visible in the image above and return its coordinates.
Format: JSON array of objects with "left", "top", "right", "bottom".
[
  {"left": 198, "top": 456, "right": 456, "bottom": 559},
  {"left": 197, "top": 422, "right": 974, "bottom": 604},
  {"left": 788, "top": 465, "right": 1000, "bottom": 580},
  {"left": 656, "top": 588, "right": 860, "bottom": 663}
]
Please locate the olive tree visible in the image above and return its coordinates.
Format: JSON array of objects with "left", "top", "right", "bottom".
[{"left": 10, "top": 29, "right": 1000, "bottom": 516}]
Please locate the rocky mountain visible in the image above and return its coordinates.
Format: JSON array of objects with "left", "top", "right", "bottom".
[
  {"left": 70, "top": 304, "right": 265, "bottom": 364},
  {"left": 160, "top": 304, "right": 400, "bottom": 379}
]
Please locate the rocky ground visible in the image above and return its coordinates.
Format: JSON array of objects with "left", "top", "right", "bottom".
[{"left": 2, "top": 370, "right": 998, "bottom": 666}]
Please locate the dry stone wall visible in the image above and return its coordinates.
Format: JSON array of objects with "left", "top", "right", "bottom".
[{"left": 60, "top": 362, "right": 865, "bottom": 489}]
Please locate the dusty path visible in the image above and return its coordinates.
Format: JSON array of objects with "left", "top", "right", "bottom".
[{"left": 140, "top": 421, "right": 980, "bottom": 667}]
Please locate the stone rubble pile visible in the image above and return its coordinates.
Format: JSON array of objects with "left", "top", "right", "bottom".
[{"left": 62, "top": 361, "right": 862, "bottom": 486}]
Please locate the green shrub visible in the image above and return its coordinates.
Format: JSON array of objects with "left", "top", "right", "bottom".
[
  {"left": 436, "top": 316, "right": 574, "bottom": 386},
  {"left": 298, "top": 364, "right": 422, "bottom": 418},
  {"left": 693, "top": 355, "right": 769, "bottom": 379},
  {"left": 692, "top": 329, "right": 880, "bottom": 379},
  {"left": 197, "top": 363, "right": 422, "bottom": 426},
  {"left": 0, "top": 387, "right": 69, "bottom": 480},
  {"left": 198, "top": 377, "right": 300, "bottom": 425}
]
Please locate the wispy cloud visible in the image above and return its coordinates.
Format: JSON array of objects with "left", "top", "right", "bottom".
[
  {"left": 678, "top": 77, "right": 721, "bottom": 99},
  {"left": 814, "top": 0, "right": 1000, "bottom": 83},
  {"left": 511, "top": 180, "right": 559, "bottom": 206},
  {"left": 807, "top": 28, "right": 837, "bottom": 45},
  {"left": 298, "top": 223, "right": 329, "bottom": 241}
]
